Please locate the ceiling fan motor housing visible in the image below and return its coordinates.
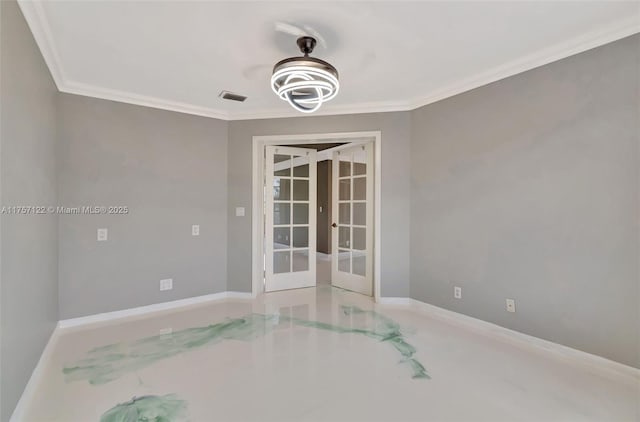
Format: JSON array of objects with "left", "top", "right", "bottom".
[{"left": 297, "top": 36, "right": 317, "bottom": 56}]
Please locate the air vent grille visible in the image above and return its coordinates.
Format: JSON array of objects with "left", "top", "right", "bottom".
[{"left": 219, "top": 91, "right": 247, "bottom": 102}]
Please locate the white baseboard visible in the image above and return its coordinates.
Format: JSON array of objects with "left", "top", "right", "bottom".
[
  {"left": 58, "top": 291, "right": 252, "bottom": 330},
  {"left": 406, "top": 298, "right": 639, "bottom": 382},
  {"left": 378, "top": 297, "right": 413, "bottom": 305},
  {"left": 10, "top": 328, "right": 59, "bottom": 422},
  {"left": 225, "top": 291, "right": 254, "bottom": 300}
]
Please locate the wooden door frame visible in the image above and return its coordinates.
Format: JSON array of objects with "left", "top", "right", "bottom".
[{"left": 252, "top": 131, "right": 382, "bottom": 301}]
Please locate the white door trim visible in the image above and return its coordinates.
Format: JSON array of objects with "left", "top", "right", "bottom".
[{"left": 252, "top": 131, "right": 382, "bottom": 301}]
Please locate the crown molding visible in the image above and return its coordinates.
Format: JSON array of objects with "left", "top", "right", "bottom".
[
  {"left": 62, "top": 81, "right": 231, "bottom": 120},
  {"left": 18, "top": 0, "right": 640, "bottom": 122},
  {"left": 405, "top": 15, "right": 640, "bottom": 111},
  {"left": 226, "top": 99, "right": 412, "bottom": 121}
]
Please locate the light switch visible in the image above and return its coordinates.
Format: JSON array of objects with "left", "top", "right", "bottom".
[
  {"left": 192, "top": 225, "right": 200, "bottom": 236},
  {"left": 235, "top": 207, "right": 245, "bottom": 217},
  {"left": 97, "top": 228, "right": 108, "bottom": 241}
]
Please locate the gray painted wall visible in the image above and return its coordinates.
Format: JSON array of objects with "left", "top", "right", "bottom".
[
  {"left": 57, "top": 94, "right": 228, "bottom": 319},
  {"left": 410, "top": 35, "right": 640, "bottom": 368},
  {"left": 227, "top": 112, "right": 411, "bottom": 297},
  {"left": 0, "top": 1, "right": 59, "bottom": 420}
]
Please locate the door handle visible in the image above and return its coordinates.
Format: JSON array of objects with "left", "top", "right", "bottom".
[{"left": 331, "top": 223, "right": 337, "bottom": 228}]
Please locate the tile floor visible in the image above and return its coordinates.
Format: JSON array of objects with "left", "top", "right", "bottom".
[{"left": 20, "top": 285, "right": 639, "bottom": 421}]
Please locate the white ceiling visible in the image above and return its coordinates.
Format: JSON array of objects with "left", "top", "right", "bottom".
[{"left": 19, "top": 1, "right": 640, "bottom": 120}]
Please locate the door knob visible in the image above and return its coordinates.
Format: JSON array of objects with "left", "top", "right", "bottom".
[{"left": 331, "top": 223, "right": 337, "bottom": 228}]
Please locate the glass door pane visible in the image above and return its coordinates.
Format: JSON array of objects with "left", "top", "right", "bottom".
[
  {"left": 265, "top": 145, "right": 317, "bottom": 292},
  {"left": 338, "top": 151, "right": 352, "bottom": 274},
  {"left": 336, "top": 147, "right": 368, "bottom": 275},
  {"left": 331, "top": 142, "right": 373, "bottom": 296},
  {"left": 273, "top": 153, "right": 293, "bottom": 273},
  {"left": 292, "top": 154, "right": 310, "bottom": 272}
]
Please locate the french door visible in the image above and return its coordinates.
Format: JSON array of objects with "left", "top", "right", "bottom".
[
  {"left": 331, "top": 143, "right": 374, "bottom": 296},
  {"left": 265, "top": 145, "right": 317, "bottom": 292}
]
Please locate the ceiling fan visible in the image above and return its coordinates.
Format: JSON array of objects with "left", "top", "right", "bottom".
[
  {"left": 270, "top": 35, "right": 339, "bottom": 113},
  {"left": 242, "top": 22, "right": 340, "bottom": 113}
]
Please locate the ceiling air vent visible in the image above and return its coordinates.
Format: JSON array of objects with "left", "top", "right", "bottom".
[{"left": 219, "top": 91, "right": 247, "bottom": 102}]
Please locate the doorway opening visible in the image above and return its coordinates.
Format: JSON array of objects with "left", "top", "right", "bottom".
[{"left": 252, "top": 132, "right": 382, "bottom": 301}]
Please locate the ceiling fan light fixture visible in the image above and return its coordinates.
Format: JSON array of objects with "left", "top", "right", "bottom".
[{"left": 271, "top": 36, "right": 339, "bottom": 113}]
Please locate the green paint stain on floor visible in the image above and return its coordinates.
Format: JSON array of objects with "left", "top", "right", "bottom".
[
  {"left": 100, "top": 395, "right": 187, "bottom": 422},
  {"left": 64, "top": 314, "right": 278, "bottom": 385},
  {"left": 64, "top": 306, "right": 429, "bottom": 384},
  {"left": 286, "top": 306, "right": 430, "bottom": 379}
]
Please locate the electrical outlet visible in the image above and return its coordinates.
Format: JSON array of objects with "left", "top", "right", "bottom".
[
  {"left": 160, "top": 278, "right": 173, "bottom": 291},
  {"left": 97, "top": 228, "right": 108, "bottom": 241},
  {"left": 454, "top": 286, "right": 462, "bottom": 299},
  {"left": 192, "top": 225, "right": 200, "bottom": 236},
  {"left": 235, "top": 207, "right": 245, "bottom": 217},
  {"left": 506, "top": 298, "right": 516, "bottom": 313}
]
